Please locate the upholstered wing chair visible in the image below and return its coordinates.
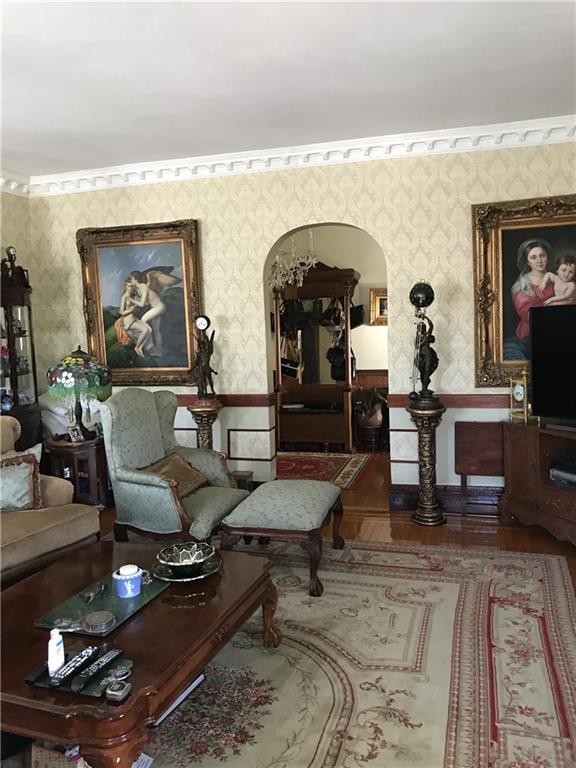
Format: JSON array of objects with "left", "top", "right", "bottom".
[{"left": 100, "top": 389, "right": 249, "bottom": 541}]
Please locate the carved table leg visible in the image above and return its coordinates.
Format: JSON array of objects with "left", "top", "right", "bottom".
[
  {"left": 262, "top": 580, "right": 281, "bottom": 648},
  {"left": 81, "top": 730, "right": 147, "bottom": 768},
  {"left": 308, "top": 529, "right": 324, "bottom": 597},
  {"left": 332, "top": 498, "right": 345, "bottom": 550}
]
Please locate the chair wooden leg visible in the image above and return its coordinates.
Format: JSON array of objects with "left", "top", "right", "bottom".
[
  {"left": 220, "top": 529, "right": 240, "bottom": 551},
  {"left": 114, "top": 524, "right": 129, "bottom": 542},
  {"left": 332, "top": 497, "right": 345, "bottom": 550},
  {"left": 307, "top": 529, "right": 324, "bottom": 597}
]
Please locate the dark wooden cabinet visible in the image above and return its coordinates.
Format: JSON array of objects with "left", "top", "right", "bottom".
[
  {"left": 0, "top": 247, "right": 41, "bottom": 449},
  {"left": 500, "top": 422, "right": 576, "bottom": 544},
  {"left": 274, "top": 263, "right": 359, "bottom": 451},
  {"left": 46, "top": 437, "right": 111, "bottom": 508}
]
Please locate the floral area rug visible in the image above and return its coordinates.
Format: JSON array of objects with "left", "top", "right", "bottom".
[
  {"left": 148, "top": 541, "right": 576, "bottom": 768},
  {"left": 276, "top": 451, "right": 377, "bottom": 489}
]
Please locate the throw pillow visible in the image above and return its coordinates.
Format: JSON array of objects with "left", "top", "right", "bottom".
[
  {"left": 143, "top": 453, "right": 208, "bottom": 497},
  {"left": 3, "top": 442, "right": 43, "bottom": 463},
  {"left": 0, "top": 454, "right": 42, "bottom": 511}
]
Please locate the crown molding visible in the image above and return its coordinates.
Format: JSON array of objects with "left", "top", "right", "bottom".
[{"left": 2, "top": 115, "right": 575, "bottom": 199}]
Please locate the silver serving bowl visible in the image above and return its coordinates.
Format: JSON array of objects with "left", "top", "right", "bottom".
[{"left": 156, "top": 542, "right": 215, "bottom": 577}]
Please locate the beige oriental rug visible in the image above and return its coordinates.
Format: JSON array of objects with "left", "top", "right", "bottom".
[{"left": 149, "top": 540, "right": 576, "bottom": 768}]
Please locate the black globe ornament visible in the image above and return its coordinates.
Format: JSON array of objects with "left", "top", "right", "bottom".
[{"left": 409, "top": 282, "right": 434, "bottom": 309}]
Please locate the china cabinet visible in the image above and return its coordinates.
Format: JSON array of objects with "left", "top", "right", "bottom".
[{"left": 0, "top": 247, "right": 41, "bottom": 449}]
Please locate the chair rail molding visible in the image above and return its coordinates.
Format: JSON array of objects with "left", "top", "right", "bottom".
[{"left": 2, "top": 115, "right": 575, "bottom": 198}]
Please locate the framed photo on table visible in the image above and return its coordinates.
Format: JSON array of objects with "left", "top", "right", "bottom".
[
  {"left": 369, "top": 288, "right": 388, "bottom": 325},
  {"left": 77, "top": 220, "right": 201, "bottom": 386},
  {"left": 472, "top": 194, "right": 576, "bottom": 386}
]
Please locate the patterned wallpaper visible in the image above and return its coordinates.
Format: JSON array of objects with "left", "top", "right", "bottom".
[
  {"left": 1, "top": 193, "right": 30, "bottom": 266},
  {"left": 3, "top": 143, "right": 575, "bottom": 395}
]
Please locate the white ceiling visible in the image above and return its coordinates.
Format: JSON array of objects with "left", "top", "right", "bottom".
[{"left": 2, "top": 1, "right": 575, "bottom": 177}]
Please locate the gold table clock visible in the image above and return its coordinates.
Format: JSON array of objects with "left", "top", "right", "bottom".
[{"left": 509, "top": 371, "right": 529, "bottom": 423}]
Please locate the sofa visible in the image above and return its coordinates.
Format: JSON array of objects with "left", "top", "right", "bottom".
[{"left": 1, "top": 416, "right": 100, "bottom": 585}]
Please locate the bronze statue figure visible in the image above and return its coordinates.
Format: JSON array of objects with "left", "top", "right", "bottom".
[
  {"left": 191, "top": 328, "right": 217, "bottom": 398},
  {"left": 410, "top": 312, "right": 439, "bottom": 400},
  {"left": 416, "top": 314, "right": 439, "bottom": 394}
]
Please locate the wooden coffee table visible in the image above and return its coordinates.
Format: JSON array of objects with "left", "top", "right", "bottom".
[{"left": 0, "top": 541, "right": 280, "bottom": 768}]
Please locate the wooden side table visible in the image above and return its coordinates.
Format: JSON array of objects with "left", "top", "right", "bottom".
[
  {"left": 231, "top": 470, "right": 254, "bottom": 493},
  {"left": 45, "top": 436, "right": 111, "bottom": 508}
]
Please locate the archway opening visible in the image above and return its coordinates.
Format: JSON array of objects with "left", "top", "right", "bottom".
[{"left": 263, "top": 223, "right": 390, "bottom": 505}]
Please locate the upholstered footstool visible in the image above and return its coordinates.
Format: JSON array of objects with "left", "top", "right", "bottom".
[{"left": 220, "top": 479, "right": 344, "bottom": 597}]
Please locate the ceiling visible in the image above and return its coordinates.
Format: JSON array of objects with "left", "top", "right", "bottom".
[{"left": 2, "top": 2, "right": 575, "bottom": 177}]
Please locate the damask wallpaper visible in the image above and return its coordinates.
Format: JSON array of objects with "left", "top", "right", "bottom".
[{"left": 3, "top": 142, "right": 575, "bottom": 396}]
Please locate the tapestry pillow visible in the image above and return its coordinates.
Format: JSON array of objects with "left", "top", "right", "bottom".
[
  {"left": 0, "top": 454, "right": 43, "bottom": 511},
  {"left": 3, "top": 442, "right": 43, "bottom": 464},
  {"left": 143, "top": 453, "right": 208, "bottom": 497}
]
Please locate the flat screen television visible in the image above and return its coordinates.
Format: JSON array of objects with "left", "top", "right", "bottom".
[{"left": 530, "top": 305, "right": 576, "bottom": 423}]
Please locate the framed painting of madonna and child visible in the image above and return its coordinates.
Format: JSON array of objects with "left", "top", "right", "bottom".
[
  {"left": 77, "top": 220, "right": 201, "bottom": 385},
  {"left": 473, "top": 194, "right": 576, "bottom": 387}
]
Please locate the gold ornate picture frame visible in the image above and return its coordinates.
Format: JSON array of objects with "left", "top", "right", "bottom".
[
  {"left": 369, "top": 288, "right": 388, "bottom": 325},
  {"left": 77, "top": 220, "right": 201, "bottom": 386},
  {"left": 472, "top": 194, "right": 576, "bottom": 386}
]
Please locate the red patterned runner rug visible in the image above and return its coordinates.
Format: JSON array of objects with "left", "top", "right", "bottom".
[
  {"left": 277, "top": 451, "right": 378, "bottom": 489},
  {"left": 150, "top": 541, "right": 576, "bottom": 768}
]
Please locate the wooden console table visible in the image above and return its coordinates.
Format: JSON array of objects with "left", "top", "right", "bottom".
[
  {"left": 45, "top": 436, "right": 110, "bottom": 507},
  {"left": 500, "top": 422, "right": 576, "bottom": 544}
]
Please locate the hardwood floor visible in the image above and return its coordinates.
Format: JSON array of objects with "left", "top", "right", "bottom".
[
  {"left": 100, "top": 451, "right": 576, "bottom": 587},
  {"left": 337, "top": 452, "right": 576, "bottom": 587}
]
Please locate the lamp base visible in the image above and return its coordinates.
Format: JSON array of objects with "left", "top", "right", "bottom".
[{"left": 74, "top": 399, "right": 97, "bottom": 441}]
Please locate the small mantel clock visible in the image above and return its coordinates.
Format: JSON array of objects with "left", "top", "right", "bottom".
[{"left": 509, "top": 370, "right": 529, "bottom": 424}]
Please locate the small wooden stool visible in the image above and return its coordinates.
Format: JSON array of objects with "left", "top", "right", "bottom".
[{"left": 220, "top": 479, "right": 344, "bottom": 597}]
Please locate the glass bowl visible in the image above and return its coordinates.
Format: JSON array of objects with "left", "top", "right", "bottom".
[{"left": 156, "top": 542, "right": 215, "bottom": 577}]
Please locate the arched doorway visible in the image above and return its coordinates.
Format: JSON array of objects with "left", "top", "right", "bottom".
[{"left": 263, "top": 223, "right": 390, "bottom": 487}]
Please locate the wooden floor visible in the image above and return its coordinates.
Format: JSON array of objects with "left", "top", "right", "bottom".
[
  {"left": 336, "top": 452, "right": 576, "bottom": 587},
  {"left": 101, "top": 452, "right": 576, "bottom": 588}
]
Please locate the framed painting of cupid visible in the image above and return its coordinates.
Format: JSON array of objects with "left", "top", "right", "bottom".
[
  {"left": 77, "top": 220, "right": 201, "bottom": 386},
  {"left": 472, "top": 194, "right": 576, "bottom": 387}
]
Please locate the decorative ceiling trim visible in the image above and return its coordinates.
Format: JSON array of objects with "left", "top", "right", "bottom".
[{"left": 2, "top": 115, "right": 575, "bottom": 198}]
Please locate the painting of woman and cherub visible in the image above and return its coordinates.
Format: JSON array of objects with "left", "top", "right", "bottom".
[
  {"left": 78, "top": 220, "right": 200, "bottom": 386},
  {"left": 502, "top": 224, "right": 576, "bottom": 361},
  {"left": 473, "top": 196, "right": 576, "bottom": 387}
]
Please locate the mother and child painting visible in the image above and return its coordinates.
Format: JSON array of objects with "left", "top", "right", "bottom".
[
  {"left": 502, "top": 226, "right": 576, "bottom": 361},
  {"left": 97, "top": 242, "right": 189, "bottom": 369}
]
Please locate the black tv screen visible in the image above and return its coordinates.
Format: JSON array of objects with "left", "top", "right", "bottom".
[{"left": 530, "top": 306, "right": 576, "bottom": 419}]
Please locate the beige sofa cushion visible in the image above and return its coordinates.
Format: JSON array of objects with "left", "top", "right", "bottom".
[
  {"left": 0, "top": 504, "right": 100, "bottom": 575},
  {"left": 40, "top": 475, "right": 74, "bottom": 506}
]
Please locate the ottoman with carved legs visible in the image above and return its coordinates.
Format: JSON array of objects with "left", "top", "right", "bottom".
[{"left": 220, "top": 479, "right": 344, "bottom": 596}]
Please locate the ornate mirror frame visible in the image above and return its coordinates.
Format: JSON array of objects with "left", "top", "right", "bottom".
[{"left": 472, "top": 194, "right": 576, "bottom": 387}]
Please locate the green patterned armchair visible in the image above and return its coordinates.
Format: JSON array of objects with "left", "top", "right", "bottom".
[{"left": 100, "top": 389, "right": 249, "bottom": 541}]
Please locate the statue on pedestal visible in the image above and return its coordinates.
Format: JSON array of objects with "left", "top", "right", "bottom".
[{"left": 190, "top": 314, "right": 217, "bottom": 399}]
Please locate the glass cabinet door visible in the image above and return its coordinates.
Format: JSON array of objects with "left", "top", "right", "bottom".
[
  {"left": 0, "top": 304, "right": 37, "bottom": 413},
  {"left": 0, "top": 306, "right": 10, "bottom": 411},
  {"left": 12, "top": 304, "right": 37, "bottom": 406}
]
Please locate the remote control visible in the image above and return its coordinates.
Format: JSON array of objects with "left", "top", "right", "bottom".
[
  {"left": 49, "top": 646, "right": 99, "bottom": 687},
  {"left": 69, "top": 649, "right": 124, "bottom": 693}
]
